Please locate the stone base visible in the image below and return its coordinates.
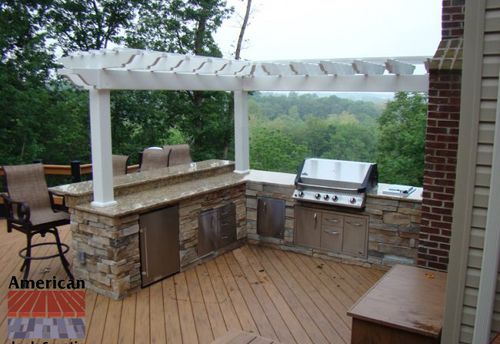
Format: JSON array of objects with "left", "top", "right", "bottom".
[
  {"left": 246, "top": 181, "right": 421, "bottom": 268},
  {"left": 69, "top": 183, "right": 246, "bottom": 300}
]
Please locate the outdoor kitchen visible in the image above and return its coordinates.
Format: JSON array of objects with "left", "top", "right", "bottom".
[
  {"left": 246, "top": 159, "right": 421, "bottom": 268},
  {"left": 28, "top": 49, "right": 422, "bottom": 301},
  {"left": 4, "top": 0, "right": 499, "bottom": 341},
  {"left": 50, "top": 155, "right": 422, "bottom": 300}
]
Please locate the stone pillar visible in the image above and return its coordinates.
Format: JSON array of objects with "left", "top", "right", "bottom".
[
  {"left": 418, "top": 0, "right": 465, "bottom": 271},
  {"left": 70, "top": 210, "right": 142, "bottom": 299}
]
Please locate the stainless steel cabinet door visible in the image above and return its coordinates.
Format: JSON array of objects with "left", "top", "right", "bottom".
[
  {"left": 342, "top": 215, "right": 368, "bottom": 257},
  {"left": 139, "top": 206, "right": 180, "bottom": 287},
  {"left": 257, "top": 197, "right": 285, "bottom": 239},
  {"left": 198, "top": 209, "right": 218, "bottom": 256},
  {"left": 295, "top": 205, "right": 321, "bottom": 249},
  {"left": 321, "top": 212, "right": 343, "bottom": 253}
]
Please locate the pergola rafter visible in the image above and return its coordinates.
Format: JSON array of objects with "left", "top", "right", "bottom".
[
  {"left": 57, "top": 48, "right": 430, "bottom": 207},
  {"left": 59, "top": 48, "right": 430, "bottom": 91}
]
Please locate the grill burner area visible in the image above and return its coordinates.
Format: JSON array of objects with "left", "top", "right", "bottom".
[{"left": 293, "top": 158, "right": 378, "bottom": 209}]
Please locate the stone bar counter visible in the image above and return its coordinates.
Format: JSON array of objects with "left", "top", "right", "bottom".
[
  {"left": 245, "top": 170, "right": 422, "bottom": 268},
  {"left": 51, "top": 160, "right": 246, "bottom": 299}
]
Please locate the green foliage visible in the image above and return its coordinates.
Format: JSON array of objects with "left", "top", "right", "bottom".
[
  {"left": 250, "top": 126, "right": 309, "bottom": 173},
  {"left": 248, "top": 93, "right": 381, "bottom": 175},
  {"left": 47, "top": 0, "right": 141, "bottom": 52},
  {"left": 0, "top": 2, "right": 427, "bottom": 191},
  {"left": 321, "top": 123, "right": 377, "bottom": 162},
  {"left": 248, "top": 92, "right": 426, "bottom": 187},
  {"left": 250, "top": 92, "right": 380, "bottom": 124},
  {"left": 0, "top": 0, "right": 235, "bottom": 167},
  {"left": 127, "top": 0, "right": 232, "bottom": 56},
  {"left": 376, "top": 92, "right": 427, "bottom": 186}
]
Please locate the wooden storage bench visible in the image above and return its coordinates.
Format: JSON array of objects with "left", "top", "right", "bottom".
[{"left": 348, "top": 264, "right": 447, "bottom": 344}]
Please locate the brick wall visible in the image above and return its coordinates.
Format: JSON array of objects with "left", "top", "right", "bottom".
[
  {"left": 418, "top": 72, "right": 461, "bottom": 270},
  {"left": 441, "top": 0, "right": 465, "bottom": 39},
  {"left": 417, "top": 0, "right": 465, "bottom": 271}
]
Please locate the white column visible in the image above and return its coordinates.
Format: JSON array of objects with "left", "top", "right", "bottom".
[
  {"left": 89, "top": 89, "right": 116, "bottom": 207},
  {"left": 234, "top": 90, "right": 250, "bottom": 174}
]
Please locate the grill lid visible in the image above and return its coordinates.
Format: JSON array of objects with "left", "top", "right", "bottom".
[{"left": 297, "top": 158, "right": 377, "bottom": 190}]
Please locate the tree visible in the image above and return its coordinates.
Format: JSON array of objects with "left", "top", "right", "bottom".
[
  {"left": 0, "top": 0, "right": 57, "bottom": 164},
  {"left": 126, "top": 0, "right": 232, "bottom": 55},
  {"left": 234, "top": 0, "right": 252, "bottom": 60},
  {"left": 376, "top": 92, "right": 427, "bottom": 186},
  {"left": 250, "top": 126, "right": 309, "bottom": 173},
  {"left": 47, "top": 0, "right": 140, "bottom": 53},
  {"left": 321, "top": 123, "right": 377, "bottom": 162},
  {"left": 125, "top": 0, "right": 234, "bottom": 161}
]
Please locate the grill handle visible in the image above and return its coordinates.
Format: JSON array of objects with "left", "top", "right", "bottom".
[{"left": 296, "top": 181, "right": 362, "bottom": 193}]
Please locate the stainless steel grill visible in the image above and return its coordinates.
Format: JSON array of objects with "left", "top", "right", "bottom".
[{"left": 293, "top": 158, "right": 378, "bottom": 209}]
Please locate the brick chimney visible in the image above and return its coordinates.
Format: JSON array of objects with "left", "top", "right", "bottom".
[{"left": 417, "top": 0, "right": 465, "bottom": 271}]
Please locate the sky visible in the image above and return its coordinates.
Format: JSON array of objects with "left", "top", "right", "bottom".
[{"left": 214, "top": 0, "right": 442, "bottom": 61}]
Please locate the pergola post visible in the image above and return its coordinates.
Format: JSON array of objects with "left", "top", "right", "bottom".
[
  {"left": 89, "top": 89, "right": 116, "bottom": 207},
  {"left": 233, "top": 91, "right": 250, "bottom": 174}
]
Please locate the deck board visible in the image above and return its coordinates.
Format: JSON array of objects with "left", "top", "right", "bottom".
[{"left": 0, "top": 220, "right": 385, "bottom": 344}]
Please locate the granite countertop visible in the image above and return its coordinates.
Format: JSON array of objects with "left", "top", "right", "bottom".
[
  {"left": 75, "top": 172, "right": 245, "bottom": 217},
  {"left": 245, "top": 169, "right": 296, "bottom": 185},
  {"left": 245, "top": 169, "right": 423, "bottom": 202},
  {"left": 51, "top": 159, "right": 234, "bottom": 197},
  {"left": 370, "top": 183, "right": 423, "bottom": 202}
]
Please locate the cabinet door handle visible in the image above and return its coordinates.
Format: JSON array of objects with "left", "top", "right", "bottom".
[
  {"left": 263, "top": 202, "right": 267, "bottom": 212},
  {"left": 142, "top": 227, "right": 149, "bottom": 277},
  {"left": 221, "top": 235, "right": 230, "bottom": 240},
  {"left": 323, "top": 230, "right": 339, "bottom": 235},
  {"left": 346, "top": 221, "right": 362, "bottom": 227}
]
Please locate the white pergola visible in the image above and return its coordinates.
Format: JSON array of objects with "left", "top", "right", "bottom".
[{"left": 58, "top": 48, "right": 430, "bottom": 207}]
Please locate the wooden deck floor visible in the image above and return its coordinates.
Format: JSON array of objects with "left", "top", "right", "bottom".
[{"left": 0, "top": 220, "right": 385, "bottom": 344}]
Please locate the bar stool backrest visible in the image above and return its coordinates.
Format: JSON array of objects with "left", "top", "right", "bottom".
[
  {"left": 3, "top": 163, "right": 51, "bottom": 215},
  {"left": 112, "top": 154, "right": 129, "bottom": 176},
  {"left": 140, "top": 147, "right": 169, "bottom": 171},
  {"left": 164, "top": 144, "right": 192, "bottom": 167}
]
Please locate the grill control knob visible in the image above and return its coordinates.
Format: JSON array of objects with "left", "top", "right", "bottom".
[
  {"left": 298, "top": 191, "right": 304, "bottom": 197},
  {"left": 332, "top": 195, "right": 338, "bottom": 202},
  {"left": 323, "top": 194, "right": 330, "bottom": 201},
  {"left": 315, "top": 193, "right": 321, "bottom": 199},
  {"left": 350, "top": 197, "right": 357, "bottom": 204}
]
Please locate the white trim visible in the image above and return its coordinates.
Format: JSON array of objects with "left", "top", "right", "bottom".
[
  {"left": 58, "top": 50, "right": 430, "bottom": 92},
  {"left": 234, "top": 169, "right": 250, "bottom": 175},
  {"left": 89, "top": 89, "right": 115, "bottom": 206},
  {"left": 242, "top": 74, "right": 428, "bottom": 92},
  {"left": 442, "top": 0, "right": 487, "bottom": 342},
  {"left": 472, "top": 71, "right": 500, "bottom": 344},
  {"left": 234, "top": 91, "right": 250, "bottom": 173},
  {"left": 91, "top": 200, "right": 117, "bottom": 208},
  {"left": 60, "top": 69, "right": 429, "bottom": 92}
]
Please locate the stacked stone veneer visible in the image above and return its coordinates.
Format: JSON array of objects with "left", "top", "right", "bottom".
[
  {"left": 246, "top": 181, "right": 421, "bottom": 267},
  {"left": 70, "top": 210, "right": 141, "bottom": 299},
  {"left": 70, "top": 183, "right": 246, "bottom": 300},
  {"left": 246, "top": 182, "right": 296, "bottom": 245},
  {"left": 418, "top": 0, "right": 464, "bottom": 271}
]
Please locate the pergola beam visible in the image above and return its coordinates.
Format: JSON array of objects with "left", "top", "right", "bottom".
[
  {"left": 60, "top": 69, "right": 429, "bottom": 92},
  {"left": 243, "top": 74, "right": 429, "bottom": 92}
]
